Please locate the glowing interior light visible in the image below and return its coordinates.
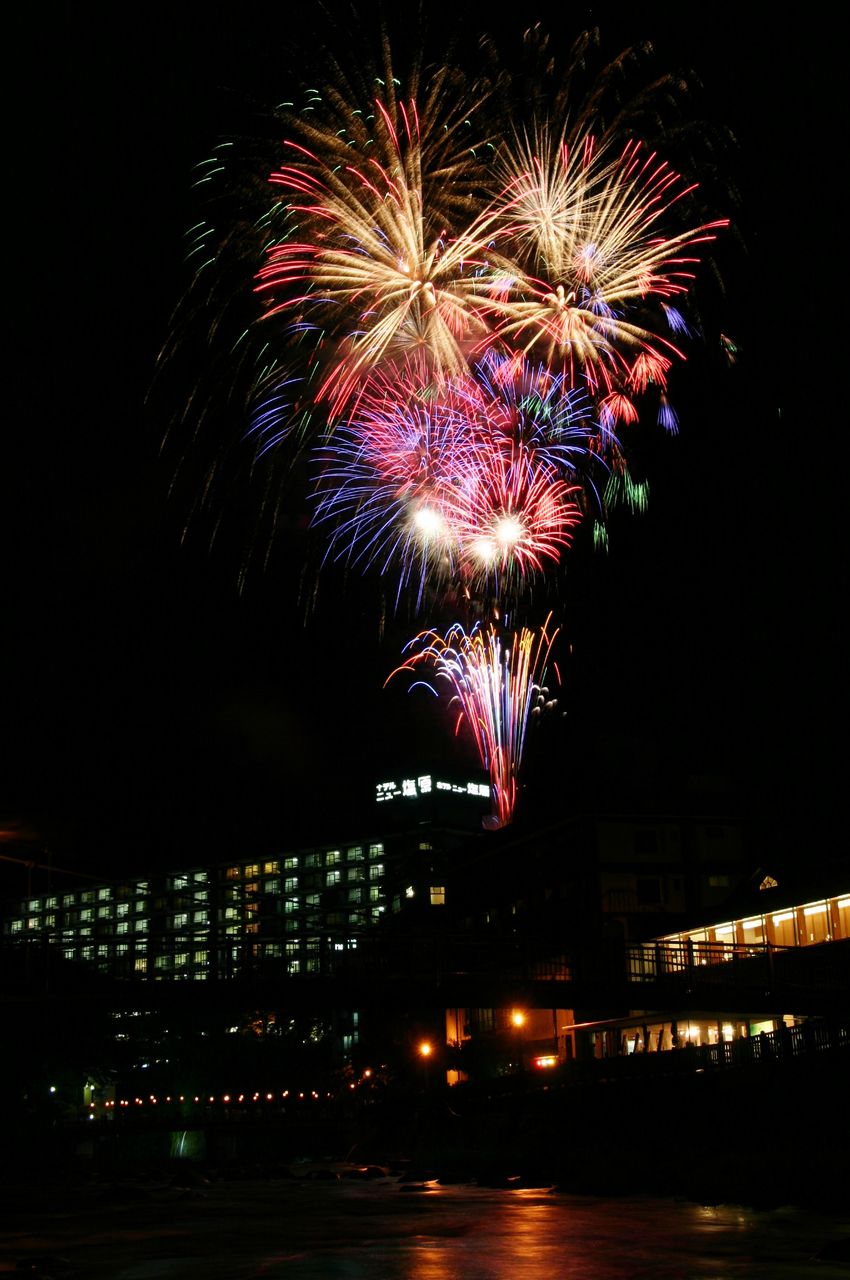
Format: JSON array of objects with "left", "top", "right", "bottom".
[
  {"left": 714, "top": 926, "right": 734, "bottom": 937},
  {"left": 772, "top": 911, "right": 794, "bottom": 924},
  {"left": 495, "top": 515, "right": 524, "bottom": 546},
  {"left": 511, "top": 1010, "right": 526, "bottom": 1028},
  {"left": 418, "top": 1040, "right": 433, "bottom": 1057},
  {"left": 742, "top": 919, "right": 762, "bottom": 931},
  {"left": 803, "top": 903, "right": 827, "bottom": 915}
]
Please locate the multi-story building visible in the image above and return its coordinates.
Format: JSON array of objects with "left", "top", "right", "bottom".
[{"left": 1, "top": 770, "right": 491, "bottom": 984}]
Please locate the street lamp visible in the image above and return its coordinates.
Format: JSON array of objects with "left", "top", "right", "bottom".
[{"left": 511, "top": 1010, "right": 526, "bottom": 1074}]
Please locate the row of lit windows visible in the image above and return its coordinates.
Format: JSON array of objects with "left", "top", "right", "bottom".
[
  {"left": 11, "top": 848, "right": 387, "bottom": 919},
  {"left": 661, "top": 896, "right": 850, "bottom": 951}
]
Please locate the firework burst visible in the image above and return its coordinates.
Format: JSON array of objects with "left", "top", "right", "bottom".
[{"left": 387, "top": 613, "right": 561, "bottom": 828}]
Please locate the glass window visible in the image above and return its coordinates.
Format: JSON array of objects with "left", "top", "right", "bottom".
[
  {"left": 244, "top": 864, "right": 259, "bottom": 878},
  {"left": 346, "top": 846, "right": 363, "bottom": 862},
  {"left": 80, "top": 908, "right": 93, "bottom": 922},
  {"left": 369, "top": 843, "right": 384, "bottom": 859},
  {"left": 263, "top": 860, "right": 280, "bottom": 875},
  {"left": 326, "top": 850, "right": 342, "bottom": 865},
  {"left": 837, "top": 897, "right": 850, "bottom": 941},
  {"left": 369, "top": 864, "right": 384, "bottom": 881},
  {"left": 285, "top": 899, "right": 299, "bottom": 914},
  {"left": 430, "top": 886, "right": 446, "bottom": 906},
  {"left": 326, "top": 869, "right": 341, "bottom": 887},
  {"left": 97, "top": 887, "right": 112, "bottom": 902},
  {"left": 172, "top": 913, "right": 189, "bottom": 928},
  {"left": 264, "top": 878, "right": 280, "bottom": 895},
  {"left": 284, "top": 856, "right": 299, "bottom": 870},
  {"left": 803, "top": 902, "right": 830, "bottom": 943},
  {"left": 285, "top": 877, "right": 298, "bottom": 893},
  {"left": 193, "top": 909, "right": 208, "bottom": 924},
  {"left": 134, "top": 958, "right": 148, "bottom": 973},
  {"left": 116, "top": 902, "right": 129, "bottom": 917},
  {"left": 772, "top": 910, "right": 797, "bottom": 947}
]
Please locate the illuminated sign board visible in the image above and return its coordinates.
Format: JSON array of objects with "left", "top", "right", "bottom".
[{"left": 375, "top": 775, "right": 490, "bottom": 803}]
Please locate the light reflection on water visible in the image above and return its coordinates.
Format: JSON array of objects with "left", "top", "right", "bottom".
[{"left": 3, "top": 1180, "right": 848, "bottom": 1279}]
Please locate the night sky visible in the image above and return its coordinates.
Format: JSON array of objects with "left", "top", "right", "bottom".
[{"left": 2, "top": 4, "right": 838, "bottom": 888}]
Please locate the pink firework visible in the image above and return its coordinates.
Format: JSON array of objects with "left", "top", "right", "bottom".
[{"left": 387, "top": 614, "right": 561, "bottom": 828}]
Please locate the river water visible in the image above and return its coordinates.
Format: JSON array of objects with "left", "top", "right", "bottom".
[{"left": 2, "top": 1178, "right": 848, "bottom": 1279}]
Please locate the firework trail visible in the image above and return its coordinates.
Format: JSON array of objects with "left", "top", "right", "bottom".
[
  {"left": 161, "top": 19, "right": 733, "bottom": 826},
  {"left": 387, "top": 614, "right": 560, "bottom": 829}
]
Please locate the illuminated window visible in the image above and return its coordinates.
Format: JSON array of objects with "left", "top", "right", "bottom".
[
  {"left": 305, "top": 853, "right": 321, "bottom": 868},
  {"left": 97, "top": 887, "right": 112, "bottom": 902},
  {"left": 116, "top": 903, "right": 129, "bottom": 918},
  {"left": 326, "top": 850, "right": 342, "bottom": 865},
  {"left": 430, "top": 886, "right": 446, "bottom": 906},
  {"left": 81, "top": 891, "right": 94, "bottom": 904},
  {"left": 193, "top": 910, "right": 208, "bottom": 924},
  {"left": 264, "top": 878, "right": 280, "bottom": 894},
  {"left": 306, "top": 893, "right": 320, "bottom": 908},
  {"left": 134, "top": 957, "right": 148, "bottom": 973},
  {"left": 369, "top": 886, "right": 381, "bottom": 902},
  {"left": 284, "top": 856, "right": 298, "bottom": 870},
  {"left": 326, "top": 869, "right": 341, "bottom": 887},
  {"left": 80, "top": 909, "right": 93, "bottom": 922},
  {"left": 284, "top": 898, "right": 299, "bottom": 914},
  {"left": 116, "top": 921, "right": 129, "bottom": 936},
  {"left": 97, "top": 906, "right": 112, "bottom": 919},
  {"left": 369, "top": 864, "right": 384, "bottom": 881},
  {"left": 174, "top": 952, "right": 188, "bottom": 967},
  {"left": 288, "top": 959, "right": 301, "bottom": 975},
  {"left": 263, "top": 860, "right": 279, "bottom": 875},
  {"left": 44, "top": 914, "right": 57, "bottom": 929},
  {"left": 44, "top": 896, "right": 58, "bottom": 909},
  {"left": 347, "top": 888, "right": 363, "bottom": 904},
  {"left": 225, "top": 866, "right": 240, "bottom": 880},
  {"left": 759, "top": 874, "right": 779, "bottom": 890},
  {"left": 135, "top": 919, "right": 148, "bottom": 933},
  {"left": 62, "top": 894, "right": 76, "bottom": 907},
  {"left": 346, "top": 846, "right": 363, "bottom": 862},
  {"left": 9, "top": 920, "right": 22, "bottom": 934},
  {"left": 419, "top": 841, "right": 432, "bottom": 851},
  {"left": 224, "top": 907, "right": 239, "bottom": 921},
  {"left": 192, "top": 871, "right": 208, "bottom": 884},
  {"left": 285, "top": 877, "right": 298, "bottom": 893},
  {"left": 169, "top": 875, "right": 189, "bottom": 890},
  {"left": 172, "top": 913, "right": 189, "bottom": 928},
  {"left": 244, "top": 864, "right": 259, "bottom": 878},
  {"left": 369, "top": 844, "right": 384, "bottom": 859}
]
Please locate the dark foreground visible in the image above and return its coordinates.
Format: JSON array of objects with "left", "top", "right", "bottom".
[{"left": 1, "top": 1174, "right": 849, "bottom": 1280}]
